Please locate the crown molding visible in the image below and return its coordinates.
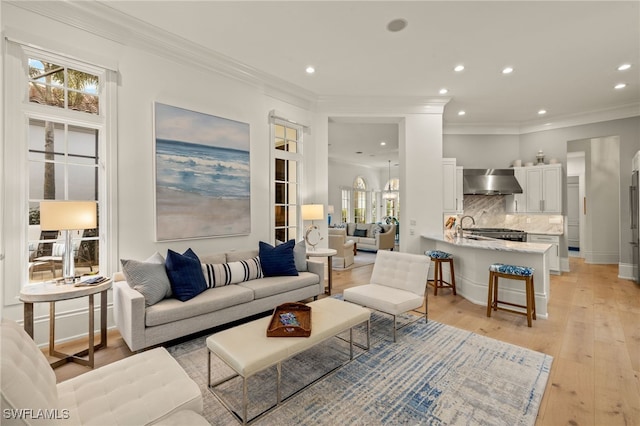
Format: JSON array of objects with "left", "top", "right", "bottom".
[
  {"left": 517, "top": 102, "right": 640, "bottom": 134},
  {"left": 8, "top": 0, "right": 317, "bottom": 110},
  {"left": 445, "top": 102, "right": 640, "bottom": 135},
  {"left": 317, "top": 96, "right": 450, "bottom": 115}
]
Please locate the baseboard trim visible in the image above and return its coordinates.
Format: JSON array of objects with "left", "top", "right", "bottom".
[{"left": 618, "top": 262, "right": 638, "bottom": 282}]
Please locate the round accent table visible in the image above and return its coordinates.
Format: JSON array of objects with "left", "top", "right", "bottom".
[
  {"left": 306, "top": 248, "right": 337, "bottom": 295},
  {"left": 20, "top": 278, "right": 112, "bottom": 368}
]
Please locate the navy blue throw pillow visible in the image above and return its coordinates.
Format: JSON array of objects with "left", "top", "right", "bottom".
[
  {"left": 354, "top": 229, "right": 367, "bottom": 237},
  {"left": 259, "top": 240, "right": 299, "bottom": 277},
  {"left": 165, "top": 248, "right": 207, "bottom": 302}
]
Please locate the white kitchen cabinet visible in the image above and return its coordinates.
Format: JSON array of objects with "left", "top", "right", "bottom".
[
  {"left": 506, "top": 167, "right": 527, "bottom": 213},
  {"left": 442, "top": 158, "right": 463, "bottom": 214},
  {"left": 528, "top": 233, "right": 560, "bottom": 273},
  {"left": 525, "top": 164, "right": 562, "bottom": 214}
]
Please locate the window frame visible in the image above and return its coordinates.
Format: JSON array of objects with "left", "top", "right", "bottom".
[
  {"left": 3, "top": 41, "right": 118, "bottom": 305},
  {"left": 271, "top": 117, "right": 304, "bottom": 244},
  {"left": 353, "top": 176, "right": 367, "bottom": 224}
]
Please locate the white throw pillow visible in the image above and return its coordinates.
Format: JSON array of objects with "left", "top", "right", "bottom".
[{"left": 202, "top": 256, "right": 263, "bottom": 288}]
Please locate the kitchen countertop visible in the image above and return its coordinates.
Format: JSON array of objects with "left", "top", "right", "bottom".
[
  {"left": 525, "top": 230, "right": 563, "bottom": 236},
  {"left": 422, "top": 232, "right": 552, "bottom": 254}
]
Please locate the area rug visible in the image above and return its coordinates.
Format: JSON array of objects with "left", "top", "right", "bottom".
[{"left": 167, "top": 312, "right": 552, "bottom": 425}]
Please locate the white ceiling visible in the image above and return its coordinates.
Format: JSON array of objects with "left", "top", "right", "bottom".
[{"left": 98, "top": 1, "right": 639, "bottom": 167}]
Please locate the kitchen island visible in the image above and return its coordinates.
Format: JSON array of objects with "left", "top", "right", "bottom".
[{"left": 421, "top": 232, "right": 552, "bottom": 317}]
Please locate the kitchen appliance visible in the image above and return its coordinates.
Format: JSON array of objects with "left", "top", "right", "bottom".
[
  {"left": 631, "top": 152, "right": 639, "bottom": 284},
  {"left": 463, "top": 169, "right": 523, "bottom": 195},
  {"left": 468, "top": 227, "right": 527, "bottom": 242}
]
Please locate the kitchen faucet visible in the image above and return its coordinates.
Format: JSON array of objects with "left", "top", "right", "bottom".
[{"left": 457, "top": 215, "right": 476, "bottom": 236}]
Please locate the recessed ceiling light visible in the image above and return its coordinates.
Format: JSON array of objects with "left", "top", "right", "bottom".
[
  {"left": 380, "top": 141, "right": 386, "bottom": 146},
  {"left": 458, "top": 110, "right": 466, "bottom": 116},
  {"left": 614, "top": 83, "right": 627, "bottom": 89},
  {"left": 502, "top": 67, "right": 514, "bottom": 74},
  {"left": 618, "top": 64, "right": 631, "bottom": 71},
  {"left": 538, "top": 109, "right": 547, "bottom": 115},
  {"left": 387, "top": 18, "right": 408, "bottom": 32},
  {"left": 305, "top": 66, "right": 315, "bottom": 74},
  {"left": 439, "top": 88, "right": 448, "bottom": 95},
  {"left": 454, "top": 65, "right": 465, "bottom": 72},
  {"left": 356, "top": 151, "right": 363, "bottom": 154}
]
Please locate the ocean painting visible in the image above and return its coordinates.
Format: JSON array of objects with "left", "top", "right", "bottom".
[{"left": 154, "top": 103, "right": 250, "bottom": 241}]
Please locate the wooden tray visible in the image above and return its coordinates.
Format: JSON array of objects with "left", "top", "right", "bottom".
[{"left": 266, "top": 302, "right": 311, "bottom": 337}]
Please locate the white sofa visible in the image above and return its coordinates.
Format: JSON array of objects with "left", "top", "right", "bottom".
[
  {"left": 328, "top": 228, "right": 355, "bottom": 268},
  {"left": 113, "top": 248, "right": 324, "bottom": 352},
  {"left": 0, "top": 318, "right": 209, "bottom": 426},
  {"left": 343, "top": 223, "right": 396, "bottom": 251}
]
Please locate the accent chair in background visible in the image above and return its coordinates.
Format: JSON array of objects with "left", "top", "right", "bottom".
[{"left": 328, "top": 228, "right": 355, "bottom": 268}]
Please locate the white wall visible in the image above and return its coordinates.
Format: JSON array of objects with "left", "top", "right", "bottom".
[{"left": 443, "top": 134, "right": 521, "bottom": 168}]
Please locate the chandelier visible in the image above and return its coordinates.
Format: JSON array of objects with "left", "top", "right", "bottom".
[{"left": 382, "top": 160, "right": 398, "bottom": 200}]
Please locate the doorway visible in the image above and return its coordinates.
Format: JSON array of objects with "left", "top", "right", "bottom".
[
  {"left": 566, "top": 152, "right": 585, "bottom": 258},
  {"left": 567, "top": 137, "right": 620, "bottom": 265}
]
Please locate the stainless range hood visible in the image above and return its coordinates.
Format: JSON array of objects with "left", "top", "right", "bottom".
[{"left": 463, "top": 169, "right": 523, "bottom": 195}]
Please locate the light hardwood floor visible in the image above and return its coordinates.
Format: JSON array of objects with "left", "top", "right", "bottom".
[{"left": 47, "top": 256, "right": 640, "bottom": 425}]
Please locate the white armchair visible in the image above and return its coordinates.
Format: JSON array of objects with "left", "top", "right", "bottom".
[
  {"left": 0, "top": 319, "right": 209, "bottom": 425},
  {"left": 328, "top": 228, "right": 355, "bottom": 268},
  {"left": 343, "top": 250, "right": 430, "bottom": 342}
]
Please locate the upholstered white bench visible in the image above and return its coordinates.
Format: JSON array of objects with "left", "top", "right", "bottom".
[
  {"left": 0, "top": 319, "right": 209, "bottom": 426},
  {"left": 206, "top": 297, "right": 370, "bottom": 424}
]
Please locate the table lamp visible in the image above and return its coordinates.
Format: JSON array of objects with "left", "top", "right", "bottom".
[
  {"left": 40, "top": 200, "right": 97, "bottom": 284},
  {"left": 327, "top": 205, "right": 335, "bottom": 226},
  {"left": 301, "top": 204, "right": 324, "bottom": 250}
]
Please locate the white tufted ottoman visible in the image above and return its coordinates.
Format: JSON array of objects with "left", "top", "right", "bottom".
[{"left": 206, "top": 297, "right": 370, "bottom": 424}]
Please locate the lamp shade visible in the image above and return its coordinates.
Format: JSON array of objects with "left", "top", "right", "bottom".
[
  {"left": 327, "top": 205, "right": 335, "bottom": 215},
  {"left": 301, "top": 204, "right": 324, "bottom": 221},
  {"left": 40, "top": 201, "right": 97, "bottom": 231}
]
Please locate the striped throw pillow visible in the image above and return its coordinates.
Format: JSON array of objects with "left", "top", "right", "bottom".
[{"left": 202, "top": 257, "right": 263, "bottom": 288}]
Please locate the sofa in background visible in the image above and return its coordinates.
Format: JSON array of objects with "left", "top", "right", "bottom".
[
  {"left": 328, "top": 228, "right": 355, "bottom": 268},
  {"left": 113, "top": 243, "right": 324, "bottom": 352},
  {"left": 341, "top": 223, "right": 396, "bottom": 251},
  {"left": 1, "top": 318, "right": 209, "bottom": 425}
]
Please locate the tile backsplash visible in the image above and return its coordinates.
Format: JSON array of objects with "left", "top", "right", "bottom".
[{"left": 444, "top": 195, "right": 563, "bottom": 234}]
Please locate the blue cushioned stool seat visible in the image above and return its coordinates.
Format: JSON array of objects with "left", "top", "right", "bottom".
[
  {"left": 425, "top": 250, "right": 452, "bottom": 259},
  {"left": 488, "top": 263, "right": 534, "bottom": 277},
  {"left": 487, "top": 263, "right": 536, "bottom": 327},
  {"left": 424, "top": 251, "right": 456, "bottom": 296}
]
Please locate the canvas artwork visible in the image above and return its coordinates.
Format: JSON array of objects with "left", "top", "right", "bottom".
[{"left": 154, "top": 102, "right": 250, "bottom": 241}]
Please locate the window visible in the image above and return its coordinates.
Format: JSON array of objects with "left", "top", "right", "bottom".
[
  {"left": 28, "top": 120, "right": 100, "bottom": 281},
  {"left": 341, "top": 188, "right": 351, "bottom": 223},
  {"left": 384, "top": 177, "right": 400, "bottom": 221},
  {"left": 273, "top": 120, "right": 303, "bottom": 243},
  {"left": 28, "top": 58, "right": 99, "bottom": 114},
  {"left": 353, "top": 177, "right": 367, "bottom": 224},
  {"left": 3, "top": 42, "right": 115, "bottom": 294}
]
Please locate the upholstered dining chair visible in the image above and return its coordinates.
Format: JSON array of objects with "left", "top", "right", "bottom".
[{"left": 343, "top": 250, "right": 430, "bottom": 342}]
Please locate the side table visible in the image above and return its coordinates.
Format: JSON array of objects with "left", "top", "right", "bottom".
[
  {"left": 306, "top": 248, "right": 337, "bottom": 295},
  {"left": 19, "top": 278, "right": 112, "bottom": 369}
]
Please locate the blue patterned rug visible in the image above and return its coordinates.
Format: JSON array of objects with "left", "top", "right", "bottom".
[{"left": 168, "top": 310, "right": 552, "bottom": 425}]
